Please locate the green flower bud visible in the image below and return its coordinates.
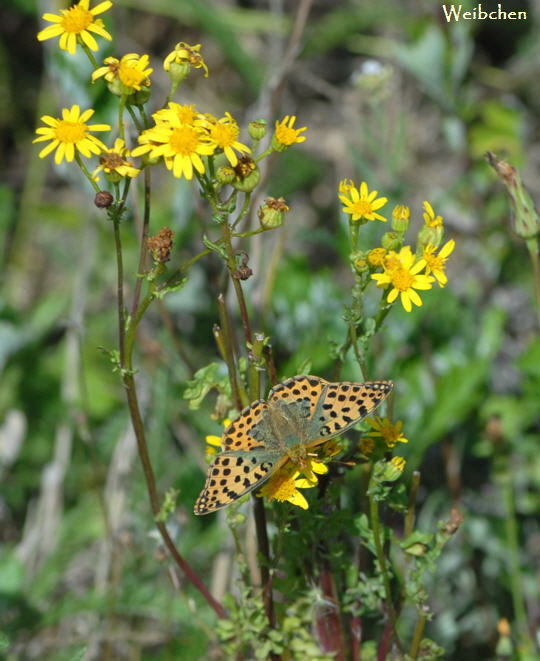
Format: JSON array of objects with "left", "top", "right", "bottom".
[
  {"left": 381, "top": 231, "right": 402, "bottom": 251},
  {"left": 417, "top": 224, "right": 443, "bottom": 251},
  {"left": 486, "top": 152, "right": 540, "bottom": 240},
  {"left": 216, "top": 167, "right": 236, "bottom": 185},
  {"left": 248, "top": 119, "right": 267, "bottom": 140},
  {"left": 258, "top": 197, "right": 289, "bottom": 228},
  {"left": 391, "top": 205, "right": 410, "bottom": 233},
  {"left": 233, "top": 157, "right": 260, "bottom": 192}
]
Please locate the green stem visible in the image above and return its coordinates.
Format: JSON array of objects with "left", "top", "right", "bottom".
[
  {"left": 216, "top": 295, "right": 244, "bottom": 411},
  {"left": 404, "top": 471, "right": 421, "bottom": 538},
  {"left": 231, "top": 192, "right": 252, "bottom": 229},
  {"left": 526, "top": 238, "right": 540, "bottom": 327},
  {"left": 368, "top": 482, "right": 402, "bottom": 652},
  {"left": 80, "top": 41, "right": 99, "bottom": 68},
  {"left": 111, "top": 214, "right": 226, "bottom": 620},
  {"left": 75, "top": 153, "right": 100, "bottom": 193},
  {"left": 222, "top": 222, "right": 253, "bottom": 344},
  {"left": 409, "top": 613, "right": 427, "bottom": 659},
  {"left": 118, "top": 96, "right": 126, "bottom": 142},
  {"left": 502, "top": 477, "right": 533, "bottom": 651},
  {"left": 126, "top": 103, "right": 144, "bottom": 133},
  {"left": 130, "top": 167, "right": 151, "bottom": 319}
]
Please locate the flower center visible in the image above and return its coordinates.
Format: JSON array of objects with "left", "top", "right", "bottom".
[
  {"left": 352, "top": 200, "right": 372, "bottom": 216},
  {"left": 426, "top": 254, "right": 443, "bottom": 271},
  {"left": 55, "top": 120, "right": 87, "bottom": 144},
  {"left": 118, "top": 64, "right": 146, "bottom": 89},
  {"left": 276, "top": 126, "right": 297, "bottom": 146},
  {"left": 169, "top": 126, "right": 201, "bottom": 155},
  {"left": 211, "top": 123, "right": 238, "bottom": 148},
  {"left": 61, "top": 6, "right": 93, "bottom": 34},
  {"left": 100, "top": 152, "right": 125, "bottom": 169},
  {"left": 390, "top": 268, "right": 414, "bottom": 291},
  {"left": 175, "top": 105, "right": 197, "bottom": 124}
]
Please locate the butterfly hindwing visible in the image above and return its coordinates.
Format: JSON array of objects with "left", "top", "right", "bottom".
[
  {"left": 268, "top": 375, "right": 327, "bottom": 418},
  {"left": 194, "top": 449, "right": 281, "bottom": 515},
  {"left": 310, "top": 380, "right": 393, "bottom": 441}
]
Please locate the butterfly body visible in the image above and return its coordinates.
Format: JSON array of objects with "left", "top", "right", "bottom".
[{"left": 194, "top": 375, "right": 393, "bottom": 515}]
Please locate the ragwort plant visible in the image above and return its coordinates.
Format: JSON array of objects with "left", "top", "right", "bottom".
[{"left": 35, "top": 2, "right": 462, "bottom": 659}]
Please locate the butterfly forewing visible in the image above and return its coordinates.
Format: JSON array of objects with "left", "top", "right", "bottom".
[
  {"left": 221, "top": 399, "right": 270, "bottom": 451},
  {"left": 194, "top": 449, "right": 281, "bottom": 515},
  {"left": 310, "top": 380, "right": 393, "bottom": 441}
]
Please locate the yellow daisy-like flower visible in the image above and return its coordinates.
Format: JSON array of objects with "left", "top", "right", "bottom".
[
  {"left": 359, "top": 437, "right": 376, "bottom": 456},
  {"left": 422, "top": 239, "right": 455, "bottom": 287},
  {"left": 368, "top": 247, "right": 387, "bottom": 267},
  {"left": 37, "top": 0, "right": 112, "bottom": 55},
  {"left": 366, "top": 416, "right": 408, "bottom": 449},
  {"left": 422, "top": 200, "right": 443, "bottom": 227},
  {"left": 258, "top": 468, "right": 317, "bottom": 510},
  {"left": 92, "top": 138, "right": 140, "bottom": 180},
  {"left": 154, "top": 103, "right": 200, "bottom": 126},
  {"left": 371, "top": 245, "right": 434, "bottom": 312},
  {"left": 132, "top": 116, "right": 215, "bottom": 180},
  {"left": 163, "top": 42, "right": 209, "bottom": 77},
  {"left": 33, "top": 104, "right": 110, "bottom": 165},
  {"left": 92, "top": 53, "right": 153, "bottom": 92},
  {"left": 273, "top": 115, "right": 307, "bottom": 148},
  {"left": 205, "top": 418, "right": 231, "bottom": 460},
  {"left": 339, "top": 181, "right": 388, "bottom": 223},
  {"left": 205, "top": 112, "right": 251, "bottom": 167}
]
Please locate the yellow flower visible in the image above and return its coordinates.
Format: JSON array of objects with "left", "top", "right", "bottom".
[
  {"left": 154, "top": 103, "right": 200, "bottom": 126},
  {"left": 93, "top": 53, "right": 153, "bottom": 92},
  {"left": 205, "top": 112, "right": 251, "bottom": 167},
  {"left": 339, "top": 181, "right": 388, "bottom": 223},
  {"left": 371, "top": 245, "right": 434, "bottom": 312},
  {"left": 37, "top": 0, "right": 112, "bottom": 55},
  {"left": 366, "top": 416, "right": 408, "bottom": 448},
  {"left": 258, "top": 468, "right": 317, "bottom": 510},
  {"left": 422, "top": 201, "right": 443, "bottom": 227},
  {"left": 422, "top": 239, "right": 455, "bottom": 287},
  {"left": 368, "top": 248, "right": 387, "bottom": 267},
  {"left": 163, "top": 42, "right": 209, "bottom": 77},
  {"left": 205, "top": 418, "right": 231, "bottom": 459},
  {"left": 132, "top": 115, "right": 215, "bottom": 180},
  {"left": 273, "top": 115, "right": 307, "bottom": 148},
  {"left": 92, "top": 138, "right": 140, "bottom": 180},
  {"left": 33, "top": 105, "right": 110, "bottom": 164},
  {"left": 359, "top": 437, "right": 375, "bottom": 456}
]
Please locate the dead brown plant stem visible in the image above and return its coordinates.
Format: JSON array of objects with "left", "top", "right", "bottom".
[{"left": 112, "top": 216, "right": 227, "bottom": 620}]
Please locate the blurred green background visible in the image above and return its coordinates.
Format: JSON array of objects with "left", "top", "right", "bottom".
[{"left": 1, "top": 0, "right": 539, "bottom": 659}]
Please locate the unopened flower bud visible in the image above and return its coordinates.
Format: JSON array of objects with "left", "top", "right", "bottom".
[
  {"left": 374, "top": 456, "right": 406, "bottom": 482},
  {"left": 381, "top": 231, "right": 402, "bottom": 251},
  {"left": 258, "top": 197, "right": 289, "bottom": 228},
  {"left": 417, "top": 224, "right": 443, "bottom": 250},
  {"left": 351, "top": 250, "right": 369, "bottom": 273},
  {"left": 216, "top": 166, "right": 236, "bottom": 185},
  {"left": 486, "top": 151, "right": 540, "bottom": 240},
  {"left": 232, "top": 156, "right": 260, "bottom": 192},
  {"left": 391, "top": 205, "right": 410, "bottom": 233},
  {"left": 248, "top": 119, "right": 267, "bottom": 140},
  {"left": 128, "top": 87, "right": 151, "bottom": 107},
  {"left": 95, "top": 191, "right": 114, "bottom": 208}
]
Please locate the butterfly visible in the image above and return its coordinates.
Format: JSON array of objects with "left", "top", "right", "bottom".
[{"left": 194, "top": 375, "right": 393, "bottom": 515}]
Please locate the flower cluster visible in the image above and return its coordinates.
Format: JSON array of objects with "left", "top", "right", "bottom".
[
  {"left": 34, "top": 0, "right": 308, "bottom": 189},
  {"left": 340, "top": 181, "right": 456, "bottom": 312},
  {"left": 132, "top": 104, "right": 251, "bottom": 180}
]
